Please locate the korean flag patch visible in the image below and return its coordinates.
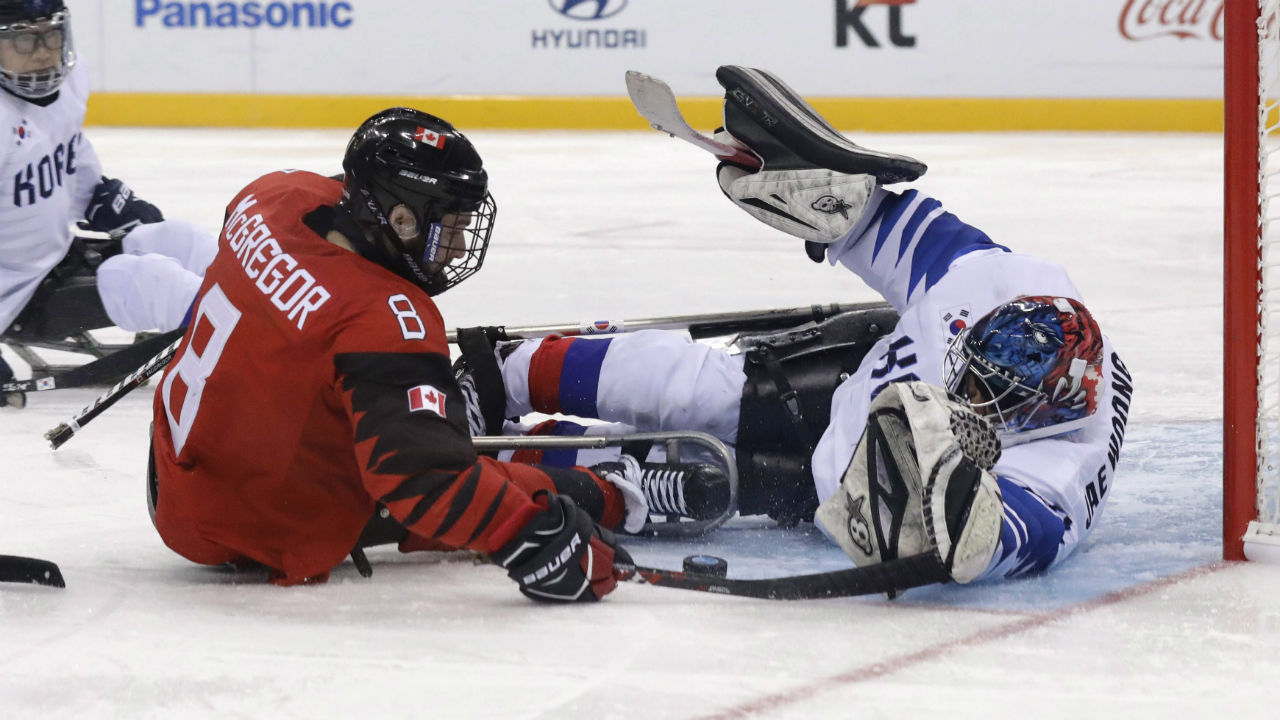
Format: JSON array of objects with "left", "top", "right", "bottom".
[{"left": 941, "top": 305, "right": 971, "bottom": 337}]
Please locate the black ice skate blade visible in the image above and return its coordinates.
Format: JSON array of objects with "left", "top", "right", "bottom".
[{"left": 716, "top": 65, "right": 927, "bottom": 184}]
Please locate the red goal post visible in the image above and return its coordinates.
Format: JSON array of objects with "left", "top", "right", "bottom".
[{"left": 1225, "top": 0, "right": 1280, "bottom": 563}]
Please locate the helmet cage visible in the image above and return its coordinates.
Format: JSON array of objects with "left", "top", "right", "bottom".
[
  {"left": 0, "top": 8, "right": 74, "bottom": 99},
  {"left": 942, "top": 295, "right": 1103, "bottom": 445},
  {"left": 944, "top": 339, "right": 1056, "bottom": 440}
]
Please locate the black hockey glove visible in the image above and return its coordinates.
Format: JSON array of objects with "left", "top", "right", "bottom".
[
  {"left": 492, "top": 491, "right": 632, "bottom": 603},
  {"left": 83, "top": 177, "right": 164, "bottom": 236}
]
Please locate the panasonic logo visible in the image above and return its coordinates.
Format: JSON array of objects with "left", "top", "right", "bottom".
[{"left": 135, "top": 1, "right": 354, "bottom": 29}]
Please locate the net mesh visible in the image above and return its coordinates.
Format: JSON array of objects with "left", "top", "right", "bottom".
[{"left": 1258, "top": 0, "right": 1280, "bottom": 530}]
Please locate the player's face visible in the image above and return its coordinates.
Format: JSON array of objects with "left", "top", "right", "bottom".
[
  {"left": 428, "top": 212, "right": 473, "bottom": 269},
  {"left": 957, "top": 371, "right": 994, "bottom": 413},
  {"left": 0, "top": 20, "right": 65, "bottom": 74}
]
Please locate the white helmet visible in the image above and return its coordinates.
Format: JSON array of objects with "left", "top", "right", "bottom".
[{"left": 0, "top": 1, "right": 75, "bottom": 100}]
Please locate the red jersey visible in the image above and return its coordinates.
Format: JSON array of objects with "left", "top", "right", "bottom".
[{"left": 150, "top": 171, "right": 620, "bottom": 583}]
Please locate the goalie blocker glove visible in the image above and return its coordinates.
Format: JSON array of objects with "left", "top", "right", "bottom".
[
  {"left": 82, "top": 177, "right": 164, "bottom": 237},
  {"left": 815, "top": 381, "right": 1004, "bottom": 585},
  {"left": 491, "top": 490, "right": 632, "bottom": 602},
  {"left": 716, "top": 157, "right": 875, "bottom": 246}
]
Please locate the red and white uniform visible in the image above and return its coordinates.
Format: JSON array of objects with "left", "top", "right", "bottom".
[{"left": 151, "top": 171, "right": 624, "bottom": 584}]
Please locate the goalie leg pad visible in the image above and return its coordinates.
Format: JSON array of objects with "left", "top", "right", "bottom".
[{"left": 815, "top": 382, "right": 1003, "bottom": 584}]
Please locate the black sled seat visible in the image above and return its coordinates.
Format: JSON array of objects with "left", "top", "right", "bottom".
[{"left": 733, "top": 301, "right": 900, "bottom": 524}]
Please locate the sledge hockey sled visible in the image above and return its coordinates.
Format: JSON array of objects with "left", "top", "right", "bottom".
[{"left": 472, "top": 431, "right": 740, "bottom": 538}]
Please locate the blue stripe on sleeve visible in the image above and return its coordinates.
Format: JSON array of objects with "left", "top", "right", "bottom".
[
  {"left": 558, "top": 337, "right": 613, "bottom": 418},
  {"left": 542, "top": 420, "right": 590, "bottom": 467},
  {"left": 993, "top": 476, "right": 1068, "bottom": 578},
  {"left": 871, "top": 189, "right": 918, "bottom": 261},
  {"left": 905, "top": 209, "right": 1008, "bottom": 299},
  {"left": 896, "top": 196, "right": 942, "bottom": 264}
]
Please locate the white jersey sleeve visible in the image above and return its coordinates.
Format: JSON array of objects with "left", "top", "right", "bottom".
[
  {"left": 0, "top": 61, "right": 99, "bottom": 333},
  {"left": 825, "top": 187, "right": 1011, "bottom": 312},
  {"left": 70, "top": 125, "right": 102, "bottom": 218}
]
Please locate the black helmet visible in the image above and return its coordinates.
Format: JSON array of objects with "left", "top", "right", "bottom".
[
  {"left": 337, "top": 107, "right": 495, "bottom": 296},
  {"left": 0, "top": 1, "right": 74, "bottom": 99}
]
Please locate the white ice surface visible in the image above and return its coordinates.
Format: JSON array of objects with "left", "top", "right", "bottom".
[{"left": 3, "top": 129, "right": 1277, "bottom": 719}]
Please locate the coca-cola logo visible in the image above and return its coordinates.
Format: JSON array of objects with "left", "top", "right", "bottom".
[{"left": 1119, "top": 0, "right": 1225, "bottom": 41}]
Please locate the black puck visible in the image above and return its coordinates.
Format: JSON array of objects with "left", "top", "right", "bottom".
[{"left": 682, "top": 554, "right": 728, "bottom": 577}]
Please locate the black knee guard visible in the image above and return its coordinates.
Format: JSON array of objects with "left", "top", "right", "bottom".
[{"left": 735, "top": 303, "right": 898, "bottom": 523}]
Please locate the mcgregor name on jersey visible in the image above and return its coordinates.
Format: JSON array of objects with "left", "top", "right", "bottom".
[{"left": 224, "top": 193, "right": 330, "bottom": 330}]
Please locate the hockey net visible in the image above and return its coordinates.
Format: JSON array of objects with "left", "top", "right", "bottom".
[{"left": 1226, "top": 0, "right": 1280, "bottom": 562}]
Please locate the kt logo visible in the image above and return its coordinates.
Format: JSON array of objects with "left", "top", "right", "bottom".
[{"left": 836, "top": 0, "right": 916, "bottom": 49}]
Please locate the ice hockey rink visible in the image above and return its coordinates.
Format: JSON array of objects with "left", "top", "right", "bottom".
[{"left": 2, "top": 126, "right": 1275, "bottom": 719}]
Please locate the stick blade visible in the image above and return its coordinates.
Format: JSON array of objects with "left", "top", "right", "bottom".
[
  {"left": 0, "top": 555, "right": 66, "bottom": 588},
  {"left": 624, "top": 70, "right": 761, "bottom": 168},
  {"left": 45, "top": 423, "right": 73, "bottom": 450}
]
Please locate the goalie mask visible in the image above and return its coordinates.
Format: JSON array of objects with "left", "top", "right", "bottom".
[
  {"left": 943, "top": 296, "right": 1104, "bottom": 445},
  {"left": 0, "top": 0, "right": 74, "bottom": 100},
  {"left": 337, "top": 107, "right": 496, "bottom": 297}
]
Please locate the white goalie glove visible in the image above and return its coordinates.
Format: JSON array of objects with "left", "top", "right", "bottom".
[
  {"left": 814, "top": 381, "right": 1005, "bottom": 584},
  {"left": 716, "top": 160, "right": 875, "bottom": 245}
]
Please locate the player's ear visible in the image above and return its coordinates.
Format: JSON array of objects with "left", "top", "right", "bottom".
[{"left": 388, "top": 204, "right": 419, "bottom": 241}]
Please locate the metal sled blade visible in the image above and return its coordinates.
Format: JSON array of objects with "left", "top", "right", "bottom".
[
  {"left": 471, "top": 430, "right": 739, "bottom": 537},
  {"left": 624, "top": 70, "right": 761, "bottom": 169}
]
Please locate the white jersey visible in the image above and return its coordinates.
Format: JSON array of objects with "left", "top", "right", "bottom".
[
  {"left": 0, "top": 61, "right": 102, "bottom": 334},
  {"left": 813, "top": 188, "right": 1133, "bottom": 580}
]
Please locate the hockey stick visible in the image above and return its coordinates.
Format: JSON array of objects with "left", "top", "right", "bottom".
[
  {"left": 0, "top": 555, "right": 65, "bottom": 588},
  {"left": 617, "top": 552, "right": 949, "bottom": 601},
  {"left": 43, "top": 304, "right": 879, "bottom": 449},
  {"left": 447, "top": 302, "right": 881, "bottom": 344},
  {"left": 624, "top": 70, "right": 761, "bottom": 169},
  {"left": 1, "top": 328, "right": 183, "bottom": 395},
  {"left": 45, "top": 334, "right": 182, "bottom": 450}
]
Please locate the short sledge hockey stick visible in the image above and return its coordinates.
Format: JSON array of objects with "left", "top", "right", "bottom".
[
  {"left": 0, "top": 555, "right": 66, "bottom": 588},
  {"left": 1, "top": 328, "right": 183, "bottom": 395},
  {"left": 45, "top": 334, "right": 183, "bottom": 450},
  {"left": 624, "top": 70, "right": 761, "bottom": 169},
  {"left": 616, "top": 552, "right": 949, "bottom": 601},
  {"left": 447, "top": 302, "right": 881, "bottom": 344}
]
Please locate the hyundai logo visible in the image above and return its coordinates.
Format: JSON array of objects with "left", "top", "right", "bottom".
[{"left": 548, "top": 0, "right": 628, "bottom": 21}]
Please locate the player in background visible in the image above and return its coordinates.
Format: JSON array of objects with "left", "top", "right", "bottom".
[
  {"left": 147, "top": 107, "right": 730, "bottom": 602},
  {"left": 468, "top": 67, "right": 1134, "bottom": 587},
  {"left": 0, "top": 0, "right": 214, "bottom": 408}
]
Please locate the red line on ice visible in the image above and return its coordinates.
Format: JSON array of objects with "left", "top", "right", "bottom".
[{"left": 694, "top": 562, "right": 1228, "bottom": 720}]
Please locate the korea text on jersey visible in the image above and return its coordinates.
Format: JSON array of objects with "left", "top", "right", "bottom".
[{"left": 136, "top": 1, "right": 354, "bottom": 28}]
